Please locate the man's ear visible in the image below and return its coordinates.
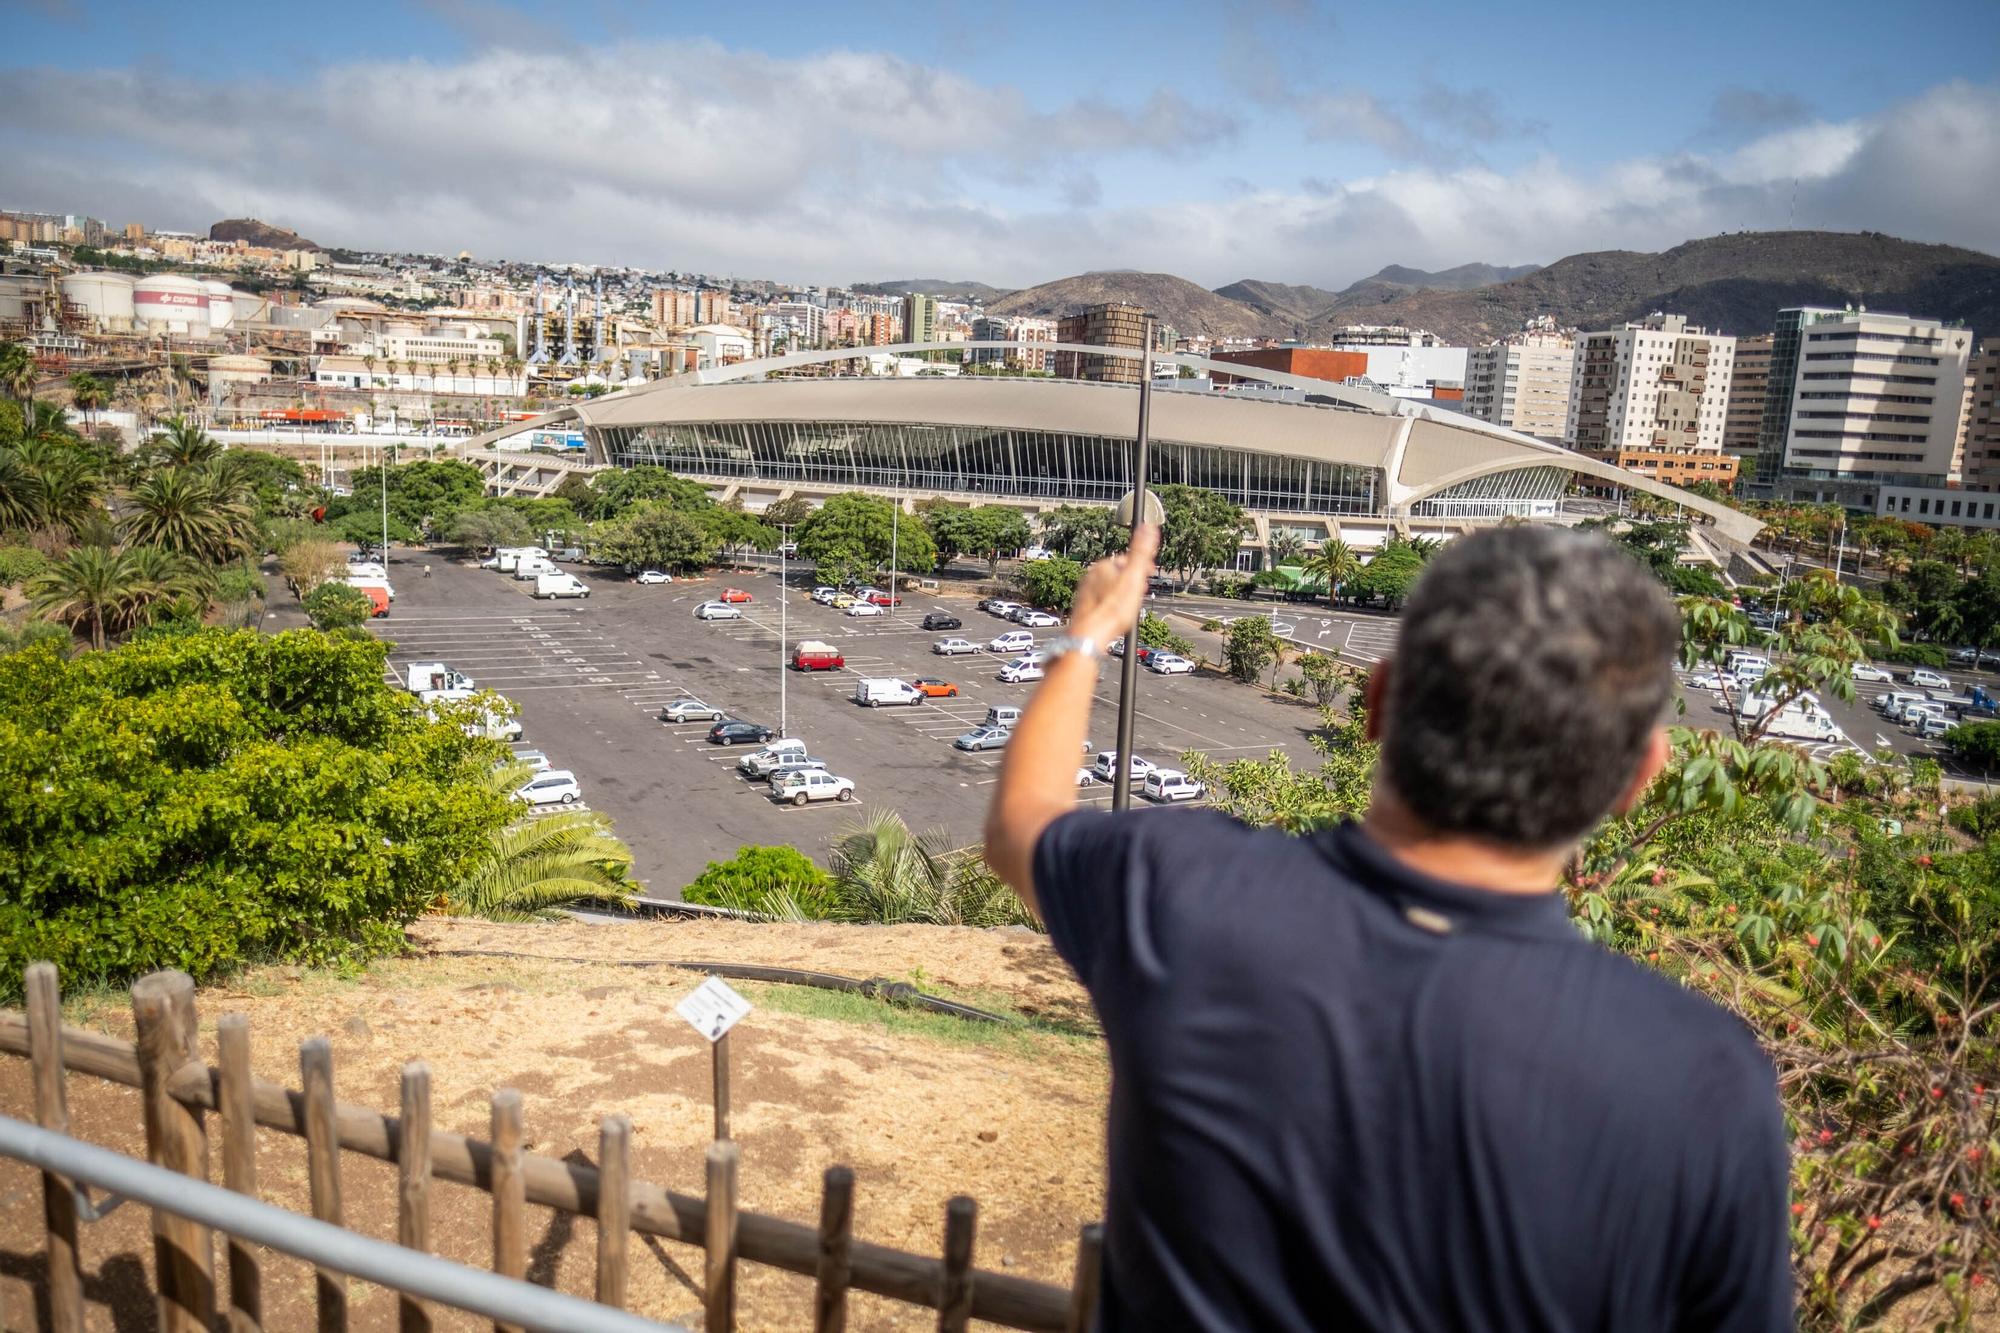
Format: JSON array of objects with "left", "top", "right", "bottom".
[
  {"left": 1364, "top": 660, "right": 1391, "bottom": 743},
  {"left": 1612, "top": 728, "right": 1671, "bottom": 815}
]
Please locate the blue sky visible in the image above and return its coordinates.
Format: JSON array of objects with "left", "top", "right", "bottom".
[{"left": 4, "top": 0, "right": 1996, "bottom": 287}]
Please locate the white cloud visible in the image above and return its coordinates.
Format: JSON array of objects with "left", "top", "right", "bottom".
[{"left": 0, "top": 38, "right": 1992, "bottom": 290}]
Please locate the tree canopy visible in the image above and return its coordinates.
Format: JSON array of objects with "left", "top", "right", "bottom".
[
  {"left": 1155, "top": 484, "right": 1250, "bottom": 585},
  {"left": 795, "top": 493, "right": 936, "bottom": 586}
]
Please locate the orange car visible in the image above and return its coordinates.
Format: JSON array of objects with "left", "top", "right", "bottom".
[
  {"left": 912, "top": 677, "right": 959, "bottom": 698},
  {"left": 719, "top": 587, "right": 754, "bottom": 603}
]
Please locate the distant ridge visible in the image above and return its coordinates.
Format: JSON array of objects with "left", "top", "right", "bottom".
[
  {"left": 851, "top": 278, "right": 1012, "bottom": 303},
  {"left": 985, "top": 270, "right": 1270, "bottom": 338},
  {"left": 209, "top": 217, "right": 322, "bottom": 251}
]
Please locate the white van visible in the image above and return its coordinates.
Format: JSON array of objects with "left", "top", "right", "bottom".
[
  {"left": 513, "top": 557, "right": 558, "bottom": 581},
  {"left": 405, "top": 662, "right": 473, "bottom": 693},
  {"left": 853, "top": 678, "right": 923, "bottom": 707},
  {"left": 998, "top": 656, "right": 1046, "bottom": 683},
  {"left": 534, "top": 573, "right": 590, "bottom": 599},
  {"left": 1877, "top": 690, "right": 1928, "bottom": 716}
]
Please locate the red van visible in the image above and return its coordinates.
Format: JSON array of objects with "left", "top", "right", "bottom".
[{"left": 791, "top": 641, "right": 845, "bottom": 671}]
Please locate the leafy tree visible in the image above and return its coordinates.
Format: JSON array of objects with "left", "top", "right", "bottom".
[
  {"left": 447, "top": 506, "right": 533, "bottom": 552},
  {"left": 1022, "top": 556, "right": 1083, "bottom": 612},
  {"left": 683, "top": 845, "right": 836, "bottom": 919},
  {"left": 304, "top": 581, "right": 375, "bottom": 630},
  {"left": 277, "top": 538, "right": 346, "bottom": 597},
  {"left": 762, "top": 495, "right": 814, "bottom": 531},
  {"left": 552, "top": 471, "right": 606, "bottom": 521},
  {"left": 1135, "top": 611, "right": 1193, "bottom": 659},
  {"left": 326, "top": 509, "right": 420, "bottom": 546},
  {"left": 1348, "top": 537, "right": 1431, "bottom": 609},
  {"left": 0, "top": 544, "right": 51, "bottom": 587},
  {"left": 1295, "top": 651, "right": 1349, "bottom": 708},
  {"left": 1039, "top": 503, "right": 1126, "bottom": 563},
  {"left": 444, "top": 769, "right": 635, "bottom": 920},
  {"left": 215, "top": 449, "right": 308, "bottom": 516},
  {"left": 1183, "top": 706, "right": 1377, "bottom": 833},
  {"left": 1224, "top": 615, "right": 1281, "bottom": 684},
  {"left": 593, "top": 464, "right": 714, "bottom": 515},
  {"left": 795, "top": 492, "right": 936, "bottom": 586},
  {"left": 593, "top": 501, "right": 715, "bottom": 572},
  {"left": 332, "top": 459, "right": 485, "bottom": 534},
  {"left": 0, "top": 629, "right": 512, "bottom": 992},
  {"left": 1155, "top": 484, "right": 1250, "bottom": 586},
  {"left": 1943, "top": 720, "right": 2000, "bottom": 772},
  {"left": 925, "top": 502, "right": 1032, "bottom": 574},
  {"left": 699, "top": 505, "right": 779, "bottom": 555}
]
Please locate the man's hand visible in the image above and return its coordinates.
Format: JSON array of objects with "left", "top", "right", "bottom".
[
  {"left": 1069, "top": 524, "right": 1161, "bottom": 648},
  {"left": 985, "top": 523, "right": 1161, "bottom": 914}
]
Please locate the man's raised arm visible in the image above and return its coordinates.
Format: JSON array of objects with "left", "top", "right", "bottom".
[{"left": 984, "top": 524, "right": 1160, "bottom": 918}]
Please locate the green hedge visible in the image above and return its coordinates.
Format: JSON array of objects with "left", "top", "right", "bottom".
[{"left": 1877, "top": 642, "right": 1950, "bottom": 668}]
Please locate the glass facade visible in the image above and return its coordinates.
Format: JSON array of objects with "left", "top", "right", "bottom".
[
  {"left": 1410, "top": 465, "right": 1569, "bottom": 519},
  {"left": 596, "top": 420, "right": 1381, "bottom": 515}
]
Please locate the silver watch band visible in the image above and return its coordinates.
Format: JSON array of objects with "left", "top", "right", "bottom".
[{"left": 1044, "top": 633, "right": 1102, "bottom": 662}]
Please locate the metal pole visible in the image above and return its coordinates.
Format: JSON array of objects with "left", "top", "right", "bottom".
[
  {"left": 779, "top": 527, "right": 789, "bottom": 739},
  {"left": 889, "top": 500, "right": 898, "bottom": 607},
  {"left": 1112, "top": 321, "right": 1156, "bottom": 813},
  {"left": 380, "top": 441, "right": 390, "bottom": 557}
]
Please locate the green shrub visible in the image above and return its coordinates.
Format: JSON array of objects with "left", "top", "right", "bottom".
[
  {"left": 1878, "top": 641, "right": 1950, "bottom": 668},
  {"left": 1207, "top": 574, "right": 1254, "bottom": 599},
  {"left": 1949, "top": 793, "right": 2000, "bottom": 840},
  {"left": 0, "top": 546, "right": 51, "bottom": 588},
  {"left": 0, "top": 629, "right": 509, "bottom": 998},
  {"left": 684, "top": 845, "right": 836, "bottom": 918},
  {"left": 304, "top": 581, "right": 375, "bottom": 630},
  {"left": 217, "top": 564, "right": 268, "bottom": 604}
]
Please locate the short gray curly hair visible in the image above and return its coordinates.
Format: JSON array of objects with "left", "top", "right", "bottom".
[{"left": 1378, "top": 527, "right": 1681, "bottom": 848}]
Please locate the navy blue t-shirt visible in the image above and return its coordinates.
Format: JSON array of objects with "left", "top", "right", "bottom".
[{"left": 1035, "top": 810, "right": 1792, "bottom": 1332}]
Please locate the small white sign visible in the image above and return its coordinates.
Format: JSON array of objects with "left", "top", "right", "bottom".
[{"left": 676, "top": 976, "right": 752, "bottom": 1043}]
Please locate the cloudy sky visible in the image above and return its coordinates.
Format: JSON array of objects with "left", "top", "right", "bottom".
[{"left": 4, "top": 0, "right": 1997, "bottom": 289}]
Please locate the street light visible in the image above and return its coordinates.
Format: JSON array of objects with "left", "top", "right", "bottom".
[
  {"left": 778, "top": 523, "right": 791, "bottom": 739},
  {"left": 1111, "top": 319, "right": 1159, "bottom": 813}
]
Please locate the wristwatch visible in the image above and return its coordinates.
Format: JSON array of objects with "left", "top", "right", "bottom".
[{"left": 1043, "top": 634, "right": 1103, "bottom": 662}]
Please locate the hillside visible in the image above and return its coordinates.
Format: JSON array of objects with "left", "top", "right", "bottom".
[
  {"left": 1311, "top": 231, "right": 2000, "bottom": 343},
  {"left": 1217, "top": 262, "right": 1540, "bottom": 333},
  {"left": 985, "top": 269, "right": 1272, "bottom": 338},
  {"left": 851, "top": 277, "right": 1013, "bottom": 303},
  {"left": 209, "top": 216, "right": 322, "bottom": 251},
  {"left": 1210, "top": 278, "right": 1348, "bottom": 325}
]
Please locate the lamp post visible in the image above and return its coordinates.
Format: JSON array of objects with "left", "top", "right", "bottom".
[
  {"left": 778, "top": 524, "right": 791, "bottom": 739},
  {"left": 379, "top": 441, "right": 390, "bottom": 559},
  {"left": 1112, "top": 320, "right": 1158, "bottom": 813}
]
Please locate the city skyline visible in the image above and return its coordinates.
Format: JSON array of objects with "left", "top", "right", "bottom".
[{"left": 2, "top": 0, "right": 1997, "bottom": 287}]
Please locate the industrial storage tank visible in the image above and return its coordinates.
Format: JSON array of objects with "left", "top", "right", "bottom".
[
  {"left": 60, "top": 272, "right": 136, "bottom": 330},
  {"left": 208, "top": 354, "right": 272, "bottom": 385},
  {"left": 134, "top": 274, "right": 211, "bottom": 334},
  {"left": 204, "top": 280, "right": 236, "bottom": 331}
]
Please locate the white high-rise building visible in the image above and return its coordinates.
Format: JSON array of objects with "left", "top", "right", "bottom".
[
  {"left": 1567, "top": 314, "right": 1736, "bottom": 453},
  {"left": 1463, "top": 332, "right": 1574, "bottom": 439}
]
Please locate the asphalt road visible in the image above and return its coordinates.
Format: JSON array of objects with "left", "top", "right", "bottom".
[{"left": 361, "top": 555, "right": 1328, "bottom": 897}]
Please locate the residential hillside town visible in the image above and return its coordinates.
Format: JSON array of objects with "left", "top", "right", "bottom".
[{"left": 4, "top": 205, "right": 1993, "bottom": 533}]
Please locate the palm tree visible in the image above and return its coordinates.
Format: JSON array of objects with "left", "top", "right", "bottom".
[
  {"left": 15, "top": 437, "right": 106, "bottom": 537},
  {"left": 67, "top": 373, "right": 109, "bottom": 434},
  {"left": 118, "top": 544, "right": 213, "bottom": 631},
  {"left": 0, "top": 448, "right": 42, "bottom": 530},
  {"left": 825, "top": 810, "right": 1032, "bottom": 926},
  {"left": 1303, "top": 538, "right": 1361, "bottom": 604},
  {"left": 362, "top": 353, "right": 377, "bottom": 388},
  {"left": 28, "top": 545, "right": 144, "bottom": 650},
  {"left": 1266, "top": 530, "right": 1306, "bottom": 569},
  {"left": 154, "top": 417, "right": 222, "bottom": 469},
  {"left": 0, "top": 341, "right": 36, "bottom": 421},
  {"left": 444, "top": 769, "right": 636, "bottom": 920},
  {"left": 123, "top": 467, "right": 251, "bottom": 563}
]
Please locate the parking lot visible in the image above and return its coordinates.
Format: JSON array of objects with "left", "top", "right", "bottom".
[{"left": 366, "top": 556, "right": 1327, "bottom": 896}]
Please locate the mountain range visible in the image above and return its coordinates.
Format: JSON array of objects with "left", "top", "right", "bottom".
[
  {"left": 209, "top": 217, "right": 322, "bottom": 251},
  {"left": 884, "top": 232, "right": 2000, "bottom": 346}
]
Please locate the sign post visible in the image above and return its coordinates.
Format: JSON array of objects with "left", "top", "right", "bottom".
[{"left": 676, "top": 976, "right": 752, "bottom": 1142}]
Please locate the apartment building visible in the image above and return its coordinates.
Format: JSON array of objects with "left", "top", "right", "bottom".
[
  {"left": 765, "top": 300, "right": 824, "bottom": 348},
  {"left": 1462, "top": 332, "right": 1574, "bottom": 439},
  {"left": 901, "top": 293, "right": 938, "bottom": 347},
  {"left": 651, "top": 288, "right": 734, "bottom": 330},
  {"left": 1053, "top": 303, "right": 1150, "bottom": 384},
  {"left": 969, "top": 314, "right": 1056, "bottom": 370},
  {"left": 1723, "top": 333, "right": 1772, "bottom": 460},
  {"left": 1757, "top": 306, "right": 1973, "bottom": 507},
  {"left": 1957, "top": 345, "right": 2000, "bottom": 490},
  {"left": 1567, "top": 313, "right": 1738, "bottom": 488}
]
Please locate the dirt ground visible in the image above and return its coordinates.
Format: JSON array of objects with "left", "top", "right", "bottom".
[{"left": 0, "top": 918, "right": 1108, "bottom": 1332}]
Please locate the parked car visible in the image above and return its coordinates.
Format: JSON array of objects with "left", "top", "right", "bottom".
[
  {"left": 1141, "top": 769, "right": 1206, "bottom": 803},
  {"left": 1092, "top": 751, "right": 1155, "bottom": 782},
  {"left": 976, "top": 597, "right": 1004, "bottom": 612},
  {"left": 1908, "top": 668, "right": 1952, "bottom": 689},
  {"left": 812, "top": 586, "right": 838, "bottom": 604},
  {"left": 864, "top": 591, "right": 901, "bottom": 607},
  {"left": 912, "top": 677, "right": 959, "bottom": 698},
  {"left": 1019, "top": 610, "right": 1061, "bottom": 628},
  {"left": 1022, "top": 546, "right": 1054, "bottom": 560},
  {"left": 933, "top": 637, "right": 978, "bottom": 656},
  {"left": 1949, "top": 646, "right": 1987, "bottom": 666},
  {"left": 845, "top": 601, "right": 885, "bottom": 618},
  {"left": 778, "top": 542, "right": 799, "bottom": 556},
  {"left": 998, "top": 656, "right": 1046, "bottom": 683},
  {"left": 982, "top": 705, "right": 1023, "bottom": 730},
  {"left": 1684, "top": 668, "right": 1725, "bottom": 691},
  {"left": 1107, "top": 637, "right": 1126, "bottom": 658},
  {"left": 708, "top": 719, "right": 776, "bottom": 746},
  {"left": 1918, "top": 713, "right": 1955, "bottom": 740},
  {"left": 508, "top": 749, "right": 552, "bottom": 773},
  {"left": 719, "top": 587, "right": 754, "bottom": 603},
  {"left": 770, "top": 769, "right": 857, "bottom": 805},
  {"left": 989, "top": 630, "right": 1035, "bottom": 654},
  {"left": 854, "top": 678, "right": 923, "bottom": 707},
  {"left": 1075, "top": 767, "right": 1098, "bottom": 786},
  {"left": 922, "top": 611, "right": 962, "bottom": 631},
  {"left": 694, "top": 601, "right": 743, "bottom": 620},
  {"left": 791, "top": 641, "right": 845, "bottom": 671},
  {"left": 737, "top": 738, "right": 810, "bottom": 777},
  {"left": 1145, "top": 653, "right": 1196, "bottom": 675},
  {"left": 987, "top": 600, "right": 1021, "bottom": 619},
  {"left": 514, "top": 770, "right": 581, "bottom": 806},
  {"left": 830, "top": 593, "right": 859, "bottom": 608},
  {"left": 1851, "top": 663, "right": 1893, "bottom": 683},
  {"left": 659, "top": 697, "right": 725, "bottom": 723},
  {"left": 636, "top": 569, "right": 672, "bottom": 585},
  {"left": 954, "top": 726, "right": 1011, "bottom": 752}
]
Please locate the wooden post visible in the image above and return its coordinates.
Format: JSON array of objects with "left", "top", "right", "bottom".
[
  {"left": 813, "top": 1165, "right": 855, "bottom": 1333},
  {"left": 704, "top": 1139, "right": 740, "bottom": 1333},
  {"left": 594, "top": 1116, "right": 631, "bottom": 1309},
  {"left": 398, "top": 1064, "right": 433, "bottom": 1333},
  {"left": 216, "top": 1014, "right": 262, "bottom": 1333},
  {"left": 131, "top": 970, "right": 215, "bottom": 1333},
  {"left": 490, "top": 1089, "right": 525, "bottom": 1333},
  {"left": 712, "top": 1031, "right": 731, "bottom": 1142},
  {"left": 26, "top": 963, "right": 82, "bottom": 1333},
  {"left": 1065, "top": 1223, "right": 1104, "bottom": 1333},
  {"left": 299, "top": 1037, "right": 346, "bottom": 1333},
  {"left": 937, "top": 1196, "right": 977, "bottom": 1333}
]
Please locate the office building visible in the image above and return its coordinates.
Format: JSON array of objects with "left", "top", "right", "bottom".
[
  {"left": 1958, "top": 346, "right": 2000, "bottom": 491},
  {"left": 1757, "top": 306, "right": 1973, "bottom": 506},
  {"left": 1723, "top": 333, "right": 1772, "bottom": 461},
  {"left": 969, "top": 315, "right": 1056, "bottom": 371},
  {"left": 1211, "top": 347, "right": 1368, "bottom": 388},
  {"left": 765, "top": 301, "right": 824, "bottom": 348},
  {"left": 1053, "top": 303, "right": 1149, "bottom": 384},
  {"left": 1567, "top": 313, "right": 1738, "bottom": 489},
  {"left": 1462, "top": 332, "right": 1574, "bottom": 439}
]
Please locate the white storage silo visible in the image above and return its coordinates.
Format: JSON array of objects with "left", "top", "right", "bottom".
[
  {"left": 60, "top": 272, "right": 136, "bottom": 331},
  {"left": 134, "top": 274, "right": 212, "bottom": 334},
  {"left": 204, "top": 280, "right": 236, "bottom": 331}
]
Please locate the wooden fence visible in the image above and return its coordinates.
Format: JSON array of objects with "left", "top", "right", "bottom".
[{"left": 0, "top": 965, "right": 1103, "bottom": 1332}]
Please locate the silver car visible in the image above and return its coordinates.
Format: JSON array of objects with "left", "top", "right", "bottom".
[
  {"left": 954, "top": 726, "right": 1011, "bottom": 752},
  {"left": 659, "top": 697, "right": 724, "bottom": 723}
]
